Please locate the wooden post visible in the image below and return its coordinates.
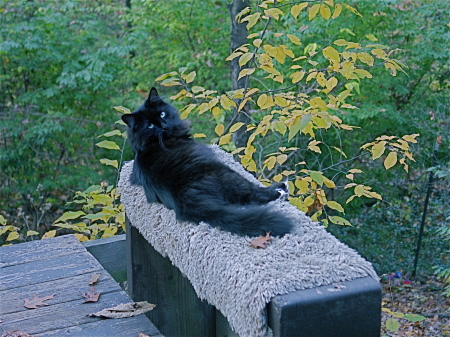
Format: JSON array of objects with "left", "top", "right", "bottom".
[{"left": 127, "top": 218, "right": 216, "bottom": 337}]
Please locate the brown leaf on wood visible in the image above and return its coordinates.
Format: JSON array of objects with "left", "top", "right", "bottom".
[
  {"left": 88, "top": 301, "right": 156, "bottom": 319},
  {"left": 1, "top": 331, "right": 35, "bottom": 337},
  {"left": 23, "top": 294, "right": 54, "bottom": 309},
  {"left": 81, "top": 287, "right": 101, "bottom": 303},
  {"left": 88, "top": 273, "right": 101, "bottom": 286},
  {"left": 250, "top": 232, "right": 273, "bottom": 249}
]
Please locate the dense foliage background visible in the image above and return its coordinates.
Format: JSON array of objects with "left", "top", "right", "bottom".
[{"left": 1, "top": 0, "right": 448, "bottom": 285}]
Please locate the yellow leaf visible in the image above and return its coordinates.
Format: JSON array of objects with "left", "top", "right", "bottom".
[
  {"left": 264, "top": 156, "right": 277, "bottom": 170},
  {"left": 384, "top": 151, "right": 398, "bottom": 169},
  {"left": 384, "top": 62, "right": 397, "bottom": 76},
  {"left": 327, "top": 201, "right": 344, "bottom": 213},
  {"left": 113, "top": 106, "right": 131, "bottom": 114},
  {"left": 272, "top": 121, "right": 287, "bottom": 135},
  {"left": 316, "top": 72, "right": 327, "bottom": 87},
  {"left": 264, "top": 8, "right": 284, "bottom": 20},
  {"left": 274, "top": 46, "right": 286, "bottom": 64},
  {"left": 220, "top": 95, "right": 236, "bottom": 110},
  {"left": 273, "top": 75, "right": 284, "bottom": 83},
  {"left": 306, "top": 71, "right": 317, "bottom": 82},
  {"left": 230, "top": 122, "right": 245, "bottom": 133},
  {"left": 372, "top": 48, "right": 387, "bottom": 59},
  {"left": 323, "top": 177, "right": 336, "bottom": 188},
  {"left": 402, "top": 134, "right": 419, "bottom": 143},
  {"left": 239, "top": 52, "right": 254, "bottom": 67},
  {"left": 42, "top": 230, "right": 56, "bottom": 239},
  {"left": 155, "top": 71, "right": 178, "bottom": 82},
  {"left": 286, "top": 34, "right": 301, "bottom": 46},
  {"left": 322, "top": 46, "right": 340, "bottom": 64},
  {"left": 326, "top": 77, "right": 338, "bottom": 91},
  {"left": 235, "top": 6, "right": 251, "bottom": 21},
  {"left": 329, "top": 216, "right": 351, "bottom": 226},
  {"left": 242, "top": 12, "right": 261, "bottom": 30},
  {"left": 354, "top": 69, "right": 373, "bottom": 79},
  {"left": 290, "top": 71, "right": 305, "bottom": 83},
  {"left": 340, "top": 61, "right": 355, "bottom": 79},
  {"left": 291, "top": 2, "right": 308, "bottom": 19},
  {"left": 372, "top": 141, "right": 387, "bottom": 159},
  {"left": 277, "top": 154, "right": 288, "bottom": 165},
  {"left": 238, "top": 68, "right": 255, "bottom": 80},
  {"left": 215, "top": 123, "right": 225, "bottom": 136},
  {"left": 180, "top": 104, "right": 197, "bottom": 119},
  {"left": 96, "top": 140, "right": 120, "bottom": 151},
  {"left": 357, "top": 52, "right": 374, "bottom": 66},
  {"left": 182, "top": 71, "right": 196, "bottom": 83},
  {"left": 308, "top": 140, "right": 322, "bottom": 153},
  {"left": 332, "top": 4, "right": 342, "bottom": 19},
  {"left": 6, "top": 231, "right": 19, "bottom": 241},
  {"left": 26, "top": 230, "right": 39, "bottom": 236},
  {"left": 309, "top": 97, "right": 327, "bottom": 108},
  {"left": 74, "top": 233, "right": 89, "bottom": 242},
  {"left": 295, "top": 178, "right": 309, "bottom": 194},
  {"left": 238, "top": 97, "right": 250, "bottom": 112},
  {"left": 325, "top": 0, "right": 334, "bottom": 7},
  {"left": 274, "top": 96, "right": 289, "bottom": 107},
  {"left": 197, "top": 102, "right": 209, "bottom": 114},
  {"left": 320, "top": 4, "right": 331, "bottom": 20},
  {"left": 343, "top": 3, "right": 362, "bottom": 17},
  {"left": 219, "top": 133, "right": 232, "bottom": 146},
  {"left": 260, "top": 94, "right": 274, "bottom": 109},
  {"left": 253, "top": 39, "right": 262, "bottom": 48},
  {"left": 193, "top": 133, "right": 207, "bottom": 138},
  {"left": 211, "top": 106, "right": 223, "bottom": 118},
  {"left": 226, "top": 51, "right": 243, "bottom": 61},
  {"left": 100, "top": 159, "right": 118, "bottom": 169},
  {"left": 308, "top": 4, "right": 320, "bottom": 20}
]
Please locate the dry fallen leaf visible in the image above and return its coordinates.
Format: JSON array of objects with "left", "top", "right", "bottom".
[
  {"left": 250, "top": 232, "right": 273, "bottom": 249},
  {"left": 88, "top": 273, "right": 101, "bottom": 286},
  {"left": 23, "top": 294, "right": 55, "bottom": 309},
  {"left": 81, "top": 287, "right": 101, "bottom": 303},
  {"left": 88, "top": 301, "right": 156, "bottom": 319},
  {"left": 1, "top": 331, "right": 35, "bottom": 337}
]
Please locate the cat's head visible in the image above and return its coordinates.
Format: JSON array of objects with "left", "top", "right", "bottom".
[{"left": 122, "top": 87, "right": 190, "bottom": 152}]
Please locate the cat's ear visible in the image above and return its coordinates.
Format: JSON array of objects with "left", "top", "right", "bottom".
[
  {"left": 148, "top": 87, "right": 160, "bottom": 101},
  {"left": 122, "top": 114, "right": 135, "bottom": 128}
]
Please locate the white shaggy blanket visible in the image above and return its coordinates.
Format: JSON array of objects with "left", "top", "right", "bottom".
[{"left": 118, "top": 145, "right": 378, "bottom": 337}]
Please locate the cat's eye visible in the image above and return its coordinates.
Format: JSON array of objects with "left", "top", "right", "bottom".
[
  {"left": 160, "top": 111, "right": 166, "bottom": 118},
  {"left": 148, "top": 123, "right": 154, "bottom": 129}
]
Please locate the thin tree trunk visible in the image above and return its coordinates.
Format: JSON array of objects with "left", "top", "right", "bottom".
[{"left": 227, "top": 0, "right": 251, "bottom": 148}]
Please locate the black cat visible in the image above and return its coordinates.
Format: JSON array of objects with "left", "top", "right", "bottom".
[{"left": 121, "top": 88, "right": 295, "bottom": 237}]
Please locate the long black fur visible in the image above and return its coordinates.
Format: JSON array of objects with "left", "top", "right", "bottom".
[{"left": 122, "top": 88, "right": 295, "bottom": 237}]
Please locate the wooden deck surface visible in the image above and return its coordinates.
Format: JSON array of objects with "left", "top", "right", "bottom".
[{"left": 0, "top": 234, "right": 163, "bottom": 337}]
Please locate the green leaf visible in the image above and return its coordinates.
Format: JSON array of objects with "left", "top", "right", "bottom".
[
  {"left": 96, "top": 140, "right": 121, "bottom": 151},
  {"left": 385, "top": 318, "right": 400, "bottom": 332},
  {"left": 309, "top": 171, "right": 324, "bottom": 185},
  {"left": 0, "top": 215, "right": 6, "bottom": 225},
  {"left": 403, "top": 314, "right": 426, "bottom": 322},
  {"left": 54, "top": 211, "right": 86, "bottom": 223}
]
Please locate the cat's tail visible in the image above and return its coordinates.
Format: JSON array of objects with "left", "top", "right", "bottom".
[{"left": 178, "top": 201, "right": 295, "bottom": 237}]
